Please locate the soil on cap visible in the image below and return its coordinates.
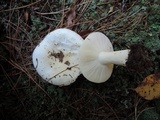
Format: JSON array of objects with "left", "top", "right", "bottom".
[
  {"left": 50, "top": 51, "right": 64, "bottom": 62},
  {"left": 126, "top": 44, "right": 152, "bottom": 72}
]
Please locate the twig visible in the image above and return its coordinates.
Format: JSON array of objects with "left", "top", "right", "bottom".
[
  {"left": 0, "top": 64, "right": 27, "bottom": 111},
  {"left": 35, "top": 8, "right": 69, "bottom": 15},
  {"left": 136, "top": 107, "right": 155, "bottom": 120},
  {"left": 0, "top": 0, "right": 41, "bottom": 13},
  {"left": 48, "top": 64, "right": 79, "bottom": 81},
  {"left": 8, "top": 59, "right": 53, "bottom": 101},
  {"left": 4, "top": 18, "right": 32, "bottom": 41},
  {"left": 94, "top": 92, "right": 120, "bottom": 120}
]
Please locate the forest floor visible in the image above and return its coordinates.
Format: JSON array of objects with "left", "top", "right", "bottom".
[{"left": 0, "top": 0, "right": 160, "bottom": 120}]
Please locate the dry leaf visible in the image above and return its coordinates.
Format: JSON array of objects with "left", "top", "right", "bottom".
[
  {"left": 108, "top": 6, "right": 114, "bottom": 13},
  {"left": 66, "top": 7, "right": 76, "bottom": 26},
  {"left": 135, "top": 74, "right": 160, "bottom": 100}
]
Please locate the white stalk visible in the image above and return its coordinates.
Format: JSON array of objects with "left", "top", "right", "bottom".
[{"left": 98, "top": 49, "right": 130, "bottom": 66}]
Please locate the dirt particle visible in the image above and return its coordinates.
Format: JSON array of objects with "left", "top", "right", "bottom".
[
  {"left": 67, "top": 67, "right": 71, "bottom": 70},
  {"left": 69, "top": 74, "right": 73, "bottom": 78},
  {"left": 65, "top": 61, "right": 70, "bottom": 66},
  {"left": 50, "top": 51, "right": 64, "bottom": 62}
]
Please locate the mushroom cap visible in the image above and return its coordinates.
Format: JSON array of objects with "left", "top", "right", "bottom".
[
  {"left": 32, "top": 28, "right": 83, "bottom": 86},
  {"left": 79, "top": 32, "right": 114, "bottom": 83}
]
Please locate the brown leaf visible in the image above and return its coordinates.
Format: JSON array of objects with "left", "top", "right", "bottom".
[
  {"left": 66, "top": 7, "right": 76, "bottom": 26},
  {"left": 135, "top": 74, "right": 160, "bottom": 100}
]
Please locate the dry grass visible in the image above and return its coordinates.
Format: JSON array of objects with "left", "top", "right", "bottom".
[{"left": 0, "top": 0, "right": 160, "bottom": 120}]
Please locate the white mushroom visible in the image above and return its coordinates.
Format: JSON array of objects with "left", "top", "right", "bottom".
[
  {"left": 79, "top": 32, "right": 130, "bottom": 83},
  {"left": 32, "top": 28, "right": 83, "bottom": 86}
]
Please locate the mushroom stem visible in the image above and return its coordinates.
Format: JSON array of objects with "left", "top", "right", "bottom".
[{"left": 98, "top": 49, "right": 130, "bottom": 66}]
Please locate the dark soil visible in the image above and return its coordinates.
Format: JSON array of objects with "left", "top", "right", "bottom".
[{"left": 126, "top": 44, "right": 153, "bottom": 72}]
